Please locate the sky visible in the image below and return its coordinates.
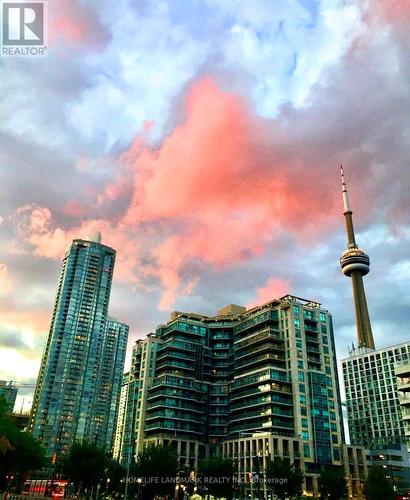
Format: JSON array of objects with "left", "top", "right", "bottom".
[{"left": 0, "top": 0, "right": 409, "bottom": 413}]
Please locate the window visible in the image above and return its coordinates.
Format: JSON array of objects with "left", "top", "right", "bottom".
[
  {"left": 298, "top": 360, "right": 304, "bottom": 369},
  {"left": 293, "top": 305, "right": 300, "bottom": 314},
  {"left": 301, "top": 431, "right": 309, "bottom": 440},
  {"left": 301, "top": 418, "right": 308, "bottom": 428},
  {"left": 294, "top": 318, "right": 301, "bottom": 328},
  {"left": 320, "top": 312, "right": 326, "bottom": 322},
  {"left": 300, "top": 395, "right": 306, "bottom": 405},
  {"left": 303, "top": 444, "right": 310, "bottom": 458},
  {"left": 298, "top": 371, "right": 305, "bottom": 382},
  {"left": 299, "top": 384, "right": 306, "bottom": 393}
]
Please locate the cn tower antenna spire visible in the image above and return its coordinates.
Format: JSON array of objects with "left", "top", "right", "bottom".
[
  {"left": 339, "top": 165, "right": 375, "bottom": 350},
  {"left": 340, "top": 165, "right": 356, "bottom": 248},
  {"left": 341, "top": 164, "right": 351, "bottom": 212}
]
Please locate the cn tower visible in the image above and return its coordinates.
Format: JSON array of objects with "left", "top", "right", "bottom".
[{"left": 339, "top": 166, "right": 375, "bottom": 349}]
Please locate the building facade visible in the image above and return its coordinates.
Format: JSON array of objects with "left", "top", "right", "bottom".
[
  {"left": 0, "top": 380, "right": 18, "bottom": 413},
  {"left": 113, "top": 372, "right": 130, "bottom": 461},
  {"left": 30, "top": 234, "right": 128, "bottom": 459},
  {"left": 121, "top": 296, "right": 365, "bottom": 496},
  {"left": 396, "top": 359, "right": 410, "bottom": 452},
  {"left": 342, "top": 342, "right": 410, "bottom": 449},
  {"left": 366, "top": 444, "right": 410, "bottom": 494}
]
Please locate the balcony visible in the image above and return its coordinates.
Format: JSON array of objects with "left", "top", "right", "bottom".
[
  {"left": 231, "top": 370, "right": 291, "bottom": 390},
  {"left": 235, "top": 353, "right": 286, "bottom": 370},
  {"left": 235, "top": 340, "right": 285, "bottom": 361},
  {"left": 306, "top": 345, "right": 320, "bottom": 353},
  {"left": 234, "top": 313, "right": 279, "bottom": 336},
  {"left": 234, "top": 328, "right": 284, "bottom": 348},
  {"left": 229, "top": 407, "right": 293, "bottom": 422},
  {"left": 230, "top": 383, "right": 292, "bottom": 401},
  {"left": 156, "top": 360, "right": 195, "bottom": 372}
]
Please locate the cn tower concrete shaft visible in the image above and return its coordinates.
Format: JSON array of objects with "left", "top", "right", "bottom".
[{"left": 339, "top": 166, "right": 375, "bottom": 349}]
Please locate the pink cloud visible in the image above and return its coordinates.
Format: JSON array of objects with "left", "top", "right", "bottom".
[
  {"left": 0, "top": 309, "right": 50, "bottom": 338},
  {"left": 13, "top": 205, "right": 140, "bottom": 285},
  {"left": 247, "top": 278, "right": 291, "bottom": 309},
  {"left": 0, "top": 263, "right": 12, "bottom": 296},
  {"left": 10, "top": 51, "right": 407, "bottom": 310},
  {"left": 9, "top": 78, "right": 347, "bottom": 309},
  {"left": 61, "top": 200, "right": 89, "bottom": 218},
  {"left": 49, "top": 0, "right": 109, "bottom": 48}
]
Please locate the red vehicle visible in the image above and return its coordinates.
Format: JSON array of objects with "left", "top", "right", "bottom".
[{"left": 23, "top": 479, "right": 68, "bottom": 498}]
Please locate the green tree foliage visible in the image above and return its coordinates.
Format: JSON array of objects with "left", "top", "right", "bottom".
[
  {"left": 0, "top": 396, "right": 46, "bottom": 491},
  {"left": 265, "top": 456, "right": 304, "bottom": 499},
  {"left": 62, "top": 441, "right": 107, "bottom": 491},
  {"left": 135, "top": 443, "right": 178, "bottom": 499},
  {"left": 318, "top": 465, "right": 348, "bottom": 500},
  {"left": 198, "top": 457, "right": 235, "bottom": 499},
  {"left": 364, "top": 466, "right": 396, "bottom": 500}
]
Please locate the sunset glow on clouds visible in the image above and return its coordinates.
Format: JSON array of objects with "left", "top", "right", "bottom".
[{"left": 0, "top": 0, "right": 409, "bottom": 408}]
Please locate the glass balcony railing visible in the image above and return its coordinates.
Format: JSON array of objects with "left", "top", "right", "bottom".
[
  {"left": 232, "top": 369, "right": 291, "bottom": 389},
  {"left": 235, "top": 353, "right": 286, "bottom": 370},
  {"left": 234, "top": 328, "right": 284, "bottom": 348},
  {"left": 234, "top": 311, "right": 279, "bottom": 335}
]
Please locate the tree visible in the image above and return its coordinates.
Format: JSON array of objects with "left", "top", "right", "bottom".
[
  {"left": 62, "top": 441, "right": 108, "bottom": 492},
  {"left": 318, "top": 465, "right": 348, "bottom": 500},
  {"left": 265, "top": 456, "right": 304, "bottom": 499},
  {"left": 135, "top": 443, "right": 178, "bottom": 499},
  {"left": 364, "top": 466, "right": 395, "bottom": 500},
  {"left": 105, "top": 459, "right": 125, "bottom": 494},
  {"left": 198, "top": 457, "right": 235, "bottom": 499},
  {"left": 0, "top": 396, "right": 46, "bottom": 491}
]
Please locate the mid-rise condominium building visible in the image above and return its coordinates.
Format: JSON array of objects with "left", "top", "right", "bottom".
[
  {"left": 30, "top": 233, "right": 128, "bottom": 460},
  {"left": 116, "top": 296, "right": 366, "bottom": 497},
  {"left": 342, "top": 342, "right": 410, "bottom": 450},
  {"left": 396, "top": 359, "right": 410, "bottom": 452}
]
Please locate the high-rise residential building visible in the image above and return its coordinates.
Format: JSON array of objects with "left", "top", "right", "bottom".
[
  {"left": 95, "top": 318, "right": 129, "bottom": 450},
  {"left": 396, "top": 359, "right": 410, "bottom": 452},
  {"left": 0, "top": 380, "right": 18, "bottom": 413},
  {"left": 115, "top": 335, "right": 161, "bottom": 465},
  {"left": 30, "top": 233, "right": 128, "bottom": 459},
  {"left": 121, "top": 296, "right": 366, "bottom": 497},
  {"left": 339, "top": 168, "right": 410, "bottom": 452},
  {"left": 113, "top": 372, "right": 130, "bottom": 461}
]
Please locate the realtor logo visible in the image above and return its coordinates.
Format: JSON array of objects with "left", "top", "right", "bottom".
[{"left": 2, "top": 2, "right": 47, "bottom": 56}]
